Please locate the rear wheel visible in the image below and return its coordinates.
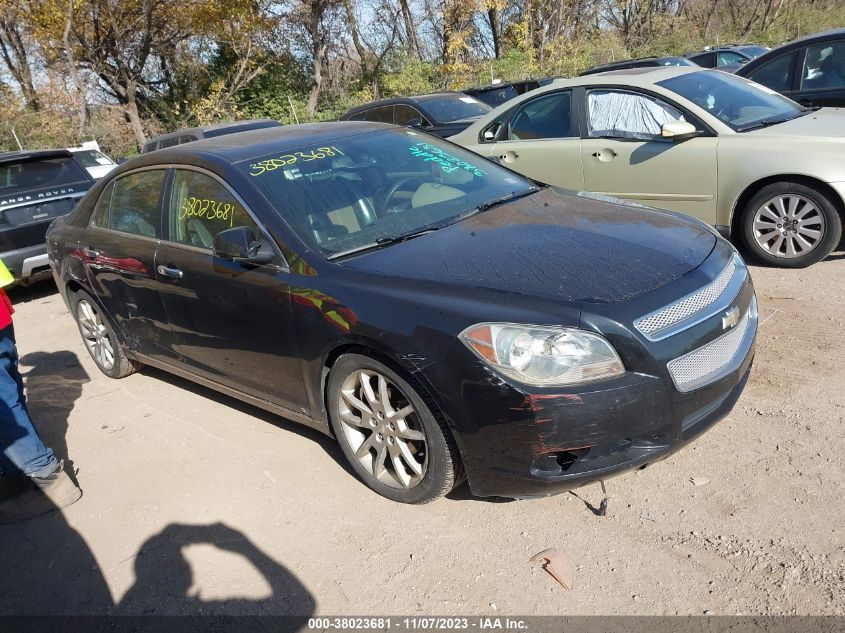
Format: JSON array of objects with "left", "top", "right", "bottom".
[
  {"left": 71, "top": 290, "right": 139, "bottom": 379},
  {"left": 327, "top": 353, "right": 462, "bottom": 503},
  {"left": 740, "top": 181, "right": 842, "bottom": 268}
]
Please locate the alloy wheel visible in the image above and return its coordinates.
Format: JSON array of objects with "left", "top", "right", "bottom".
[
  {"left": 752, "top": 193, "right": 826, "bottom": 259},
  {"left": 337, "top": 369, "right": 428, "bottom": 489},
  {"left": 78, "top": 299, "right": 115, "bottom": 371}
]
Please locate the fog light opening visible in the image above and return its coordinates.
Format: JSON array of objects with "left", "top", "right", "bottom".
[{"left": 533, "top": 446, "right": 592, "bottom": 476}]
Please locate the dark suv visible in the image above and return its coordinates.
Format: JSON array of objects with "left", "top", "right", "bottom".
[{"left": 0, "top": 150, "right": 95, "bottom": 283}]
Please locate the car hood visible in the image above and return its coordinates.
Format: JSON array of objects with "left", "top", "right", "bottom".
[
  {"left": 341, "top": 188, "right": 716, "bottom": 304},
  {"left": 746, "top": 107, "right": 845, "bottom": 137}
]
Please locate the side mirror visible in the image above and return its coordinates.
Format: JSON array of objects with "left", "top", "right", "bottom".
[
  {"left": 661, "top": 120, "right": 700, "bottom": 141},
  {"left": 405, "top": 118, "right": 423, "bottom": 128},
  {"left": 483, "top": 124, "right": 500, "bottom": 141},
  {"left": 213, "top": 226, "right": 274, "bottom": 265}
]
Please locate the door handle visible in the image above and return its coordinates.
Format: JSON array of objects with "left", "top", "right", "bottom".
[
  {"left": 157, "top": 265, "right": 183, "bottom": 280},
  {"left": 81, "top": 247, "right": 100, "bottom": 259},
  {"left": 592, "top": 148, "right": 617, "bottom": 162}
]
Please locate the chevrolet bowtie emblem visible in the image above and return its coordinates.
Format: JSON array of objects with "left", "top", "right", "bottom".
[{"left": 722, "top": 306, "right": 740, "bottom": 330}]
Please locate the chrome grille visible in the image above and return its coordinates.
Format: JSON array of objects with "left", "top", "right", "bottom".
[
  {"left": 667, "top": 302, "right": 753, "bottom": 393},
  {"left": 635, "top": 258, "right": 738, "bottom": 340}
]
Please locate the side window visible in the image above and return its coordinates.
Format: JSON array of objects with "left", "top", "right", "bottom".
[
  {"left": 508, "top": 91, "right": 573, "bottom": 140},
  {"left": 748, "top": 53, "right": 794, "bottom": 91},
  {"left": 394, "top": 105, "right": 424, "bottom": 126},
  {"left": 365, "top": 106, "right": 394, "bottom": 123},
  {"left": 717, "top": 51, "right": 745, "bottom": 66},
  {"left": 347, "top": 110, "right": 367, "bottom": 121},
  {"left": 587, "top": 90, "right": 685, "bottom": 140},
  {"left": 90, "top": 181, "right": 115, "bottom": 228},
  {"left": 106, "top": 170, "right": 166, "bottom": 238},
  {"left": 168, "top": 170, "right": 256, "bottom": 249},
  {"left": 801, "top": 41, "right": 845, "bottom": 90},
  {"left": 691, "top": 52, "right": 714, "bottom": 67}
]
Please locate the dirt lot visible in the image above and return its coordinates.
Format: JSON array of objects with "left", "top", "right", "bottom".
[{"left": 0, "top": 255, "right": 843, "bottom": 617}]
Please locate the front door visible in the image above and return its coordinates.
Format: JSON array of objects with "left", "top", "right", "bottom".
[
  {"left": 790, "top": 40, "right": 845, "bottom": 107},
  {"left": 488, "top": 89, "right": 584, "bottom": 190},
  {"left": 154, "top": 167, "right": 307, "bottom": 412},
  {"left": 579, "top": 88, "right": 719, "bottom": 225},
  {"left": 83, "top": 168, "right": 175, "bottom": 361}
]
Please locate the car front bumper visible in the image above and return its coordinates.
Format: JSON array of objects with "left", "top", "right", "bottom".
[{"left": 424, "top": 243, "right": 757, "bottom": 498}]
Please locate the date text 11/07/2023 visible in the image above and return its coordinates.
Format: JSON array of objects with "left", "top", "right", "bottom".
[{"left": 307, "top": 617, "right": 529, "bottom": 630}]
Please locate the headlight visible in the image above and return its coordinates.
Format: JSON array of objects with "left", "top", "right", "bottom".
[{"left": 459, "top": 323, "right": 624, "bottom": 387}]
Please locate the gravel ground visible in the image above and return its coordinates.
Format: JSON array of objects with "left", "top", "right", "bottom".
[{"left": 0, "top": 254, "right": 843, "bottom": 617}]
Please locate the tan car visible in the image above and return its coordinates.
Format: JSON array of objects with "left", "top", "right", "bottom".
[{"left": 450, "top": 67, "right": 845, "bottom": 267}]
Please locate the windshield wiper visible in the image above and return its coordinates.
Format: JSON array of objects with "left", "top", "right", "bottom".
[
  {"left": 326, "top": 187, "right": 541, "bottom": 261},
  {"left": 738, "top": 108, "right": 815, "bottom": 132}
]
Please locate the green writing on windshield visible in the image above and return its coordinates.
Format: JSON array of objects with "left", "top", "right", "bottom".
[{"left": 408, "top": 142, "right": 487, "bottom": 178}]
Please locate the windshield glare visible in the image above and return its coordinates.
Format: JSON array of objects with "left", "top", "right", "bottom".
[
  {"left": 241, "top": 129, "right": 533, "bottom": 257},
  {"left": 658, "top": 70, "right": 804, "bottom": 131},
  {"left": 417, "top": 95, "right": 492, "bottom": 122}
]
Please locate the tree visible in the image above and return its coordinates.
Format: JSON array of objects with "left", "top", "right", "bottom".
[{"left": 0, "top": 1, "right": 40, "bottom": 110}]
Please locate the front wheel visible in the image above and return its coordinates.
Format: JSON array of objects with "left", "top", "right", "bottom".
[
  {"left": 740, "top": 182, "right": 842, "bottom": 268},
  {"left": 71, "top": 290, "right": 139, "bottom": 379},
  {"left": 327, "top": 354, "right": 463, "bottom": 503}
]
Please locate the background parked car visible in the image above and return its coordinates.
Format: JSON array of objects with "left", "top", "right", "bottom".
[
  {"left": 339, "top": 92, "right": 492, "bottom": 137},
  {"left": 580, "top": 56, "right": 698, "bottom": 75},
  {"left": 450, "top": 66, "right": 845, "bottom": 268},
  {"left": 735, "top": 28, "right": 845, "bottom": 107},
  {"left": 1, "top": 149, "right": 95, "bottom": 283},
  {"left": 47, "top": 123, "right": 756, "bottom": 503},
  {"left": 462, "top": 78, "right": 554, "bottom": 107},
  {"left": 141, "top": 119, "right": 282, "bottom": 153},
  {"left": 68, "top": 141, "right": 117, "bottom": 180},
  {"left": 685, "top": 44, "right": 770, "bottom": 68}
]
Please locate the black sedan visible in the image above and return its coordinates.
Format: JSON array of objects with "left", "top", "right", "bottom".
[
  {"left": 47, "top": 123, "right": 757, "bottom": 503},
  {"left": 339, "top": 92, "right": 492, "bottom": 138},
  {"left": 735, "top": 28, "right": 845, "bottom": 107}
]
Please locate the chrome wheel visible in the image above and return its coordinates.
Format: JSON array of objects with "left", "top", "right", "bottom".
[
  {"left": 78, "top": 299, "right": 115, "bottom": 371},
  {"left": 337, "top": 369, "right": 427, "bottom": 489},
  {"left": 753, "top": 194, "right": 826, "bottom": 259}
]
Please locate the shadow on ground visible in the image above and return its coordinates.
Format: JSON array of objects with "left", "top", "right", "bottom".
[{"left": 0, "top": 350, "right": 315, "bottom": 619}]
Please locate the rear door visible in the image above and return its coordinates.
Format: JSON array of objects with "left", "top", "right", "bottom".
[
  {"left": 488, "top": 89, "right": 584, "bottom": 189},
  {"left": 790, "top": 39, "right": 845, "bottom": 107},
  {"left": 579, "top": 88, "right": 719, "bottom": 224},
  {"left": 83, "top": 168, "right": 175, "bottom": 361},
  {"left": 154, "top": 167, "right": 307, "bottom": 411}
]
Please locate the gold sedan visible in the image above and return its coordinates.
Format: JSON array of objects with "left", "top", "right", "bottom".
[{"left": 450, "top": 67, "right": 845, "bottom": 267}]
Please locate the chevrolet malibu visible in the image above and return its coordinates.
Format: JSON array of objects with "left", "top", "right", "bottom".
[{"left": 47, "top": 123, "right": 757, "bottom": 503}]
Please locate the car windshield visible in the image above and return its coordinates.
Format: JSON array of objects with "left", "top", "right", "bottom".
[
  {"left": 739, "top": 46, "right": 769, "bottom": 58},
  {"left": 0, "top": 156, "right": 89, "bottom": 196},
  {"left": 657, "top": 70, "right": 807, "bottom": 131},
  {"left": 468, "top": 86, "right": 519, "bottom": 107},
  {"left": 240, "top": 128, "right": 535, "bottom": 258},
  {"left": 415, "top": 94, "right": 492, "bottom": 122}
]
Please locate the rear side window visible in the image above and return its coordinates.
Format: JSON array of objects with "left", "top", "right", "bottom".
[
  {"left": 365, "top": 106, "right": 394, "bottom": 123},
  {"left": 394, "top": 105, "right": 426, "bottom": 126},
  {"left": 347, "top": 111, "right": 367, "bottom": 121},
  {"left": 717, "top": 51, "right": 745, "bottom": 66},
  {"left": 508, "top": 91, "right": 573, "bottom": 140},
  {"left": 801, "top": 41, "right": 845, "bottom": 90},
  {"left": 168, "top": 170, "right": 256, "bottom": 249},
  {"left": 690, "top": 52, "right": 714, "bottom": 67},
  {"left": 747, "top": 53, "right": 795, "bottom": 92},
  {"left": 90, "top": 181, "right": 115, "bottom": 227},
  {"left": 96, "top": 170, "right": 165, "bottom": 238}
]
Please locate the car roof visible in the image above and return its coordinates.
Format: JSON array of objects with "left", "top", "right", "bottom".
[
  {"left": 572, "top": 66, "right": 702, "bottom": 81},
  {"left": 0, "top": 149, "right": 74, "bottom": 165},
  {"left": 147, "top": 119, "right": 281, "bottom": 143},
  {"left": 125, "top": 122, "right": 393, "bottom": 167},
  {"left": 343, "top": 91, "right": 469, "bottom": 114}
]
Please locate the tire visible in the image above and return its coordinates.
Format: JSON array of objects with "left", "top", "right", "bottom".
[
  {"left": 327, "top": 353, "right": 463, "bottom": 504},
  {"left": 70, "top": 290, "right": 139, "bottom": 379},
  {"left": 740, "top": 181, "right": 842, "bottom": 268}
]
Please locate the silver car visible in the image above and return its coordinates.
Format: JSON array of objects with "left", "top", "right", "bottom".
[{"left": 450, "top": 67, "right": 845, "bottom": 267}]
